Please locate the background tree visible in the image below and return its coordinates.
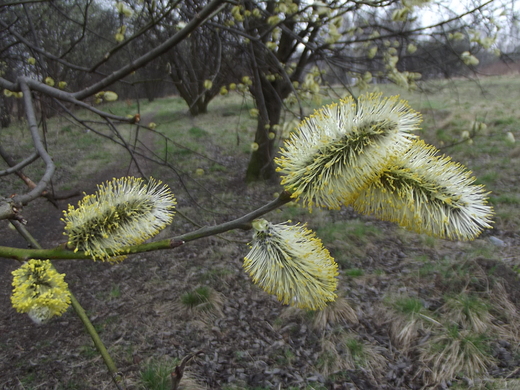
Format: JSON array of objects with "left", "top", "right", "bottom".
[{"left": 199, "top": 0, "right": 504, "bottom": 181}]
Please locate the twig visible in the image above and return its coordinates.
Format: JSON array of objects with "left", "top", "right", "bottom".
[
  {"left": 73, "top": 0, "right": 227, "bottom": 100},
  {"left": 0, "top": 191, "right": 294, "bottom": 261},
  {"left": 171, "top": 351, "right": 204, "bottom": 390}
]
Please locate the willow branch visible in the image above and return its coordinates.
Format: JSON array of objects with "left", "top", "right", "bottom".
[
  {"left": 0, "top": 149, "right": 40, "bottom": 177},
  {"left": 89, "top": 0, "right": 182, "bottom": 72},
  {"left": 0, "top": 191, "right": 294, "bottom": 261},
  {"left": 0, "top": 19, "right": 91, "bottom": 73}
]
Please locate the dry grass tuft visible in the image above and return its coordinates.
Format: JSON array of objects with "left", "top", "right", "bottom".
[
  {"left": 316, "top": 331, "right": 387, "bottom": 379},
  {"left": 278, "top": 296, "right": 358, "bottom": 331},
  {"left": 486, "top": 378, "right": 520, "bottom": 389},
  {"left": 175, "top": 286, "right": 224, "bottom": 320},
  {"left": 489, "top": 281, "right": 520, "bottom": 341},
  {"left": 312, "top": 297, "right": 358, "bottom": 330},
  {"left": 379, "top": 295, "right": 439, "bottom": 352},
  {"left": 441, "top": 292, "right": 492, "bottom": 333},
  {"left": 316, "top": 338, "right": 345, "bottom": 375},
  {"left": 139, "top": 356, "right": 207, "bottom": 390},
  {"left": 419, "top": 326, "right": 495, "bottom": 386}
]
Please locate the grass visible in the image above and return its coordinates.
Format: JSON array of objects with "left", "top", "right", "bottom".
[
  {"left": 344, "top": 268, "right": 364, "bottom": 277},
  {"left": 274, "top": 347, "right": 296, "bottom": 366},
  {"left": 391, "top": 296, "right": 425, "bottom": 315},
  {"left": 179, "top": 286, "right": 224, "bottom": 317},
  {"left": 383, "top": 295, "right": 439, "bottom": 351},
  {"left": 140, "top": 358, "right": 178, "bottom": 390},
  {"left": 199, "top": 267, "right": 234, "bottom": 283},
  {"left": 109, "top": 284, "right": 121, "bottom": 299},
  {"left": 442, "top": 293, "right": 492, "bottom": 333},
  {"left": 314, "top": 219, "right": 383, "bottom": 267},
  {"left": 311, "top": 297, "right": 358, "bottom": 330},
  {"left": 316, "top": 331, "right": 386, "bottom": 378},
  {"left": 180, "top": 286, "right": 212, "bottom": 307},
  {"left": 419, "top": 326, "right": 494, "bottom": 385}
]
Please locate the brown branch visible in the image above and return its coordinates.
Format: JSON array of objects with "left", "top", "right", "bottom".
[{"left": 171, "top": 351, "right": 204, "bottom": 390}]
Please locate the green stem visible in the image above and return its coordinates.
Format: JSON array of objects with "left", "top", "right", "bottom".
[
  {"left": 9, "top": 221, "right": 122, "bottom": 388},
  {"left": 69, "top": 294, "right": 121, "bottom": 384}
]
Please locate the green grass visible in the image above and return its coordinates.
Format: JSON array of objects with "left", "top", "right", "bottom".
[
  {"left": 188, "top": 126, "right": 209, "bottom": 138},
  {"left": 391, "top": 296, "right": 424, "bottom": 316},
  {"left": 180, "top": 286, "right": 212, "bottom": 308},
  {"left": 421, "top": 326, "right": 494, "bottom": 383},
  {"left": 344, "top": 337, "right": 366, "bottom": 365},
  {"left": 274, "top": 347, "right": 296, "bottom": 366},
  {"left": 489, "top": 194, "right": 520, "bottom": 205},
  {"left": 140, "top": 358, "right": 179, "bottom": 390},
  {"left": 344, "top": 268, "right": 364, "bottom": 277},
  {"left": 314, "top": 219, "right": 382, "bottom": 267},
  {"left": 79, "top": 344, "right": 97, "bottom": 358},
  {"left": 109, "top": 284, "right": 121, "bottom": 299},
  {"left": 443, "top": 293, "right": 491, "bottom": 332}
]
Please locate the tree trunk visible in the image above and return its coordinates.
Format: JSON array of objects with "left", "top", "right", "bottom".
[
  {"left": 245, "top": 116, "right": 277, "bottom": 182},
  {"left": 188, "top": 97, "right": 209, "bottom": 116},
  {"left": 245, "top": 81, "right": 283, "bottom": 182}
]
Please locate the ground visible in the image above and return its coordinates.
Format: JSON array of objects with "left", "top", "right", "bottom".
[{"left": 1, "top": 82, "right": 520, "bottom": 390}]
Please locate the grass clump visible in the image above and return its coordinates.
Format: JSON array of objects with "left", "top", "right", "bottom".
[
  {"left": 311, "top": 297, "right": 358, "bottom": 330},
  {"left": 140, "top": 359, "right": 176, "bottom": 390},
  {"left": 381, "top": 295, "right": 439, "bottom": 351},
  {"left": 139, "top": 357, "right": 204, "bottom": 390},
  {"left": 279, "top": 296, "right": 358, "bottom": 331},
  {"left": 419, "top": 326, "right": 494, "bottom": 386},
  {"left": 316, "top": 332, "right": 386, "bottom": 379},
  {"left": 392, "top": 296, "right": 424, "bottom": 315},
  {"left": 442, "top": 293, "right": 492, "bottom": 333},
  {"left": 179, "top": 286, "right": 224, "bottom": 317},
  {"left": 181, "top": 286, "right": 212, "bottom": 307}
]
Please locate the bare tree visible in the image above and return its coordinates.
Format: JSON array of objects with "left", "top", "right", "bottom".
[{"left": 205, "top": 0, "right": 504, "bottom": 181}]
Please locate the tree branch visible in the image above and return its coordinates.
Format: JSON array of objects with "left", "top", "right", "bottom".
[
  {"left": 0, "top": 191, "right": 293, "bottom": 261},
  {"left": 72, "top": 0, "right": 227, "bottom": 100},
  {"left": 12, "top": 78, "right": 55, "bottom": 206}
]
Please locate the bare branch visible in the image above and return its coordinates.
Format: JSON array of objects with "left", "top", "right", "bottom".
[
  {"left": 73, "top": 0, "right": 228, "bottom": 100},
  {"left": 0, "top": 149, "right": 39, "bottom": 177},
  {"left": 12, "top": 78, "right": 55, "bottom": 206}
]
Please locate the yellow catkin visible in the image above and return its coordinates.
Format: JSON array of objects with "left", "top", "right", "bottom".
[
  {"left": 244, "top": 219, "right": 338, "bottom": 310},
  {"left": 62, "top": 177, "right": 176, "bottom": 261},
  {"left": 11, "top": 260, "right": 71, "bottom": 324},
  {"left": 275, "top": 93, "right": 421, "bottom": 210},
  {"left": 353, "top": 139, "right": 493, "bottom": 240}
]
